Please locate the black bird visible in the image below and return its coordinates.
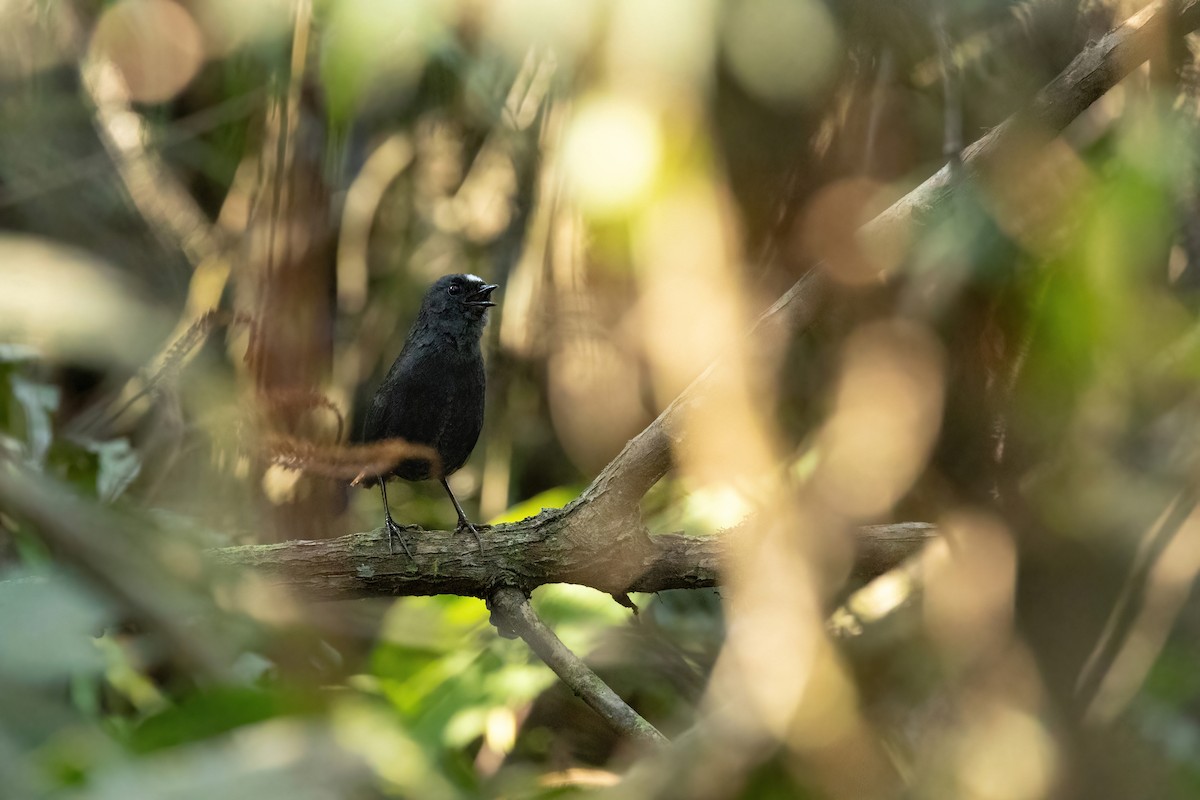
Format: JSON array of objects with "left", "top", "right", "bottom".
[{"left": 356, "top": 273, "right": 498, "bottom": 556}]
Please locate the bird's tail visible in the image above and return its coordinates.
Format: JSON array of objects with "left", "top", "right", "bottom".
[{"left": 264, "top": 434, "right": 440, "bottom": 485}]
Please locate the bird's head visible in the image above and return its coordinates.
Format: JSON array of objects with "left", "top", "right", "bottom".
[{"left": 421, "top": 273, "right": 499, "bottom": 327}]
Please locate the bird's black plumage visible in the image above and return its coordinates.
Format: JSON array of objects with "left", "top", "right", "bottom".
[{"left": 360, "top": 273, "right": 498, "bottom": 556}]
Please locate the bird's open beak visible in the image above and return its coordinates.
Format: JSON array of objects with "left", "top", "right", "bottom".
[{"left": 466, "top": 284, "right": 499, "bottom": 307}]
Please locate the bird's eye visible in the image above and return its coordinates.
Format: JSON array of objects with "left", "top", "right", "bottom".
[{"left": 448, "top": 284, "right": 462, "bottom": 296}]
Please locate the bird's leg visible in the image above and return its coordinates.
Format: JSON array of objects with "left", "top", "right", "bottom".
[
  {"left": 379, "top": 481, "right": 412, "bottom": 558},
  {"left": 440, "top": 477, "right": 483, "bottom": 554}
]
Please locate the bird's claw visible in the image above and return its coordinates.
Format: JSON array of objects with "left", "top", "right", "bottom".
[
  {"left": 456, "top": 519, "right": 484, "bottom": 554},
  {"left": 386, "top": 518, "right": 413, "bottom": 559}
]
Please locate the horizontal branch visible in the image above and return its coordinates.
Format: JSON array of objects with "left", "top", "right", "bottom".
[{"left": 210, "top": 519, "right": 936, "bottom": 601}]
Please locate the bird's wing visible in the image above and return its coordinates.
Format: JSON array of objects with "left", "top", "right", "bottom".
[
  {"left": 365, "top": 343, "right": 449, "bottom": 446},
  {"left": 360, "top": 385, "right": 390, "bottom": 443},
  {"left": 357, "top": 347, "right": 438, "bottom": 484}
]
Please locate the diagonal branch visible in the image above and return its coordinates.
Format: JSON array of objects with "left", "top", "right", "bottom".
[
  {"left": 597, "top": 0, "right": 1200, "bottom": 511},
  {"left": 487, "top": 586, "right": 668, "bottom": 746}
]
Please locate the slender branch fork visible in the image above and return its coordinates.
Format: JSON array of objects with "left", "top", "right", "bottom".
[{"left": 487, "top": 587, "right": 668, "bottom": 746}]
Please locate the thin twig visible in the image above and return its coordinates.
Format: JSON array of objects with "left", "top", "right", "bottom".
[
  {"left": 934, "top": 6, "right": 963, "bottom": 174},
  {"left": 487, "top": 586, "right": 667, "bottom": 746},
  {"left": 1076, "top": 488, "right": 1200, "bottom": 717},
  {"left": 862, "top": 48, "right": 895, "bottom": 177}
]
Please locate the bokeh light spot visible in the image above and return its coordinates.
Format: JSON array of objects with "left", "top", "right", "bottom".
[
  {"left": 722, "top": 0, "right": 840, "bottom": 106},
  {"left": 91, "top": 0, "right": 205, "bottom": 104},
  {"left": 814, "top": 320, "right": 945, "bottom": 518},
  {"left": 563, "top": 96, "right": 662, "bottom": 217},
  {"left": 957, "top": 708, "right": 1059, "bottom": 800},
  {"left": 802, "top": 178, "right": 906, "bottom": 284}
]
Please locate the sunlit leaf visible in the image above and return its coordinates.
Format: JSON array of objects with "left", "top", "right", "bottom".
[{"left": 489, "top": 486, "right": 581, "bottom": 525}]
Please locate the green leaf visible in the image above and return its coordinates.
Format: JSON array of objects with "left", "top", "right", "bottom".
[
  {"left": 0, "top": 567, "right": 110, "bottom": 680},
  {"left": 126, "top": 686, "right": 315, "bottom": 753},
  {"left": 10, "top": 372, "right": 58, "bottom": 466},
  {"left": 85, "top": 437, "right": 142, "bottom": 503}
]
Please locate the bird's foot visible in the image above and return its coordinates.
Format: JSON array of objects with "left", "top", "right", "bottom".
[
  {"left": 386, "top": 517, "right": 413, "bottom": 559},
  {"left": 456, "top": 519, "right": 484, "bottom": 554}
]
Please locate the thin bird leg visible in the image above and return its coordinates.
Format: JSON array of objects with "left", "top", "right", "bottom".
[
  {"left": 440, "top": 477, "right": 483, "bottom": 553},
  {"left": 379, "top": 480, "right": 413, "bottom": 558}
]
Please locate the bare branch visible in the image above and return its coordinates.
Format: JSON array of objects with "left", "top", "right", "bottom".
[
  {"left": 210, "top": 519, "right": 936, "bottom": 601},
  {"left": 870, "top": 0, "right": 1200, "bottom": 234},
  {"left": 487, "top": 586, "right": 668, "bottom": 746}
]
